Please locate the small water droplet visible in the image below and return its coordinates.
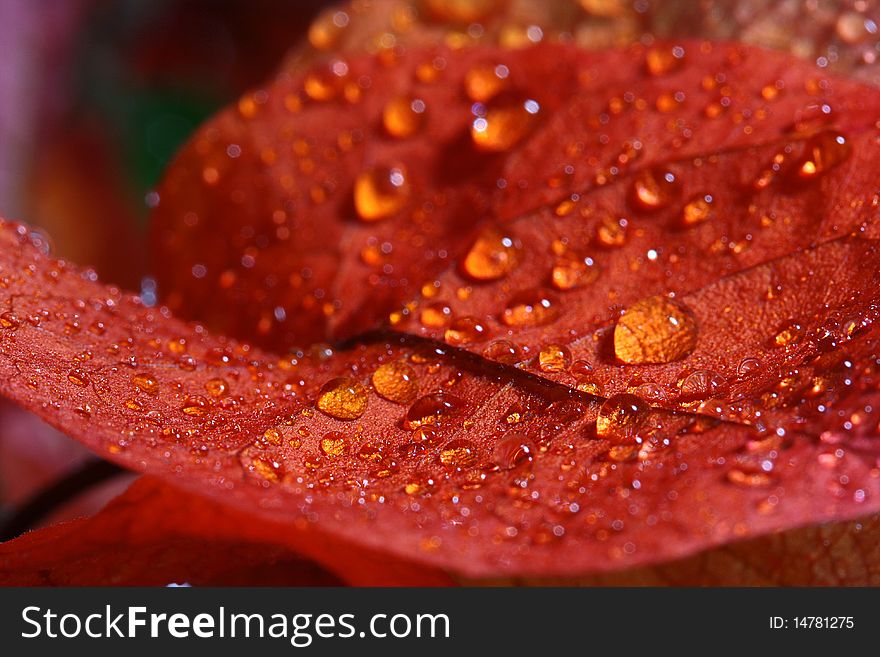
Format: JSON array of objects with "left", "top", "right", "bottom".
[
  {"left": 464, "top": 63, "right": 510, "bottom": 102},
  {"left": 773, "top": 320, "right": 803, "bottom": 348},
  {"left": 481, "top": 339, "right": 521, "bottom": 363},
  {"left": 316, "top": 377, "right": 368, "bottom": 420},
  {"left": 461, "top": 226, "right": 520, "bottom": 281},
  {"left": 645, "top": 44, "right": 685, "bottom": 76},
  {"left": 354, "top": 166, "right": 409, "bottom": 221},
  {"left": 501, "top": 289, "right": 559, "bottom": 327},
  {"left": 630, "top": 168, "right": 679, "bottom": 211},
  {"left": 439, "top": 439, "right": 478, "bottom": 468},
  {"left": 551, "top": 253, "right": 599, "bottom": 290},
  {"left": 420, "top": 302, "right": 453, "bottom": 328},
  {"left": 470, "top": 98, "right": 540, "bottom": 152},
  {"left": 182, "top": 395, "right": 209, "bottom": 416},
  {"left": 382, "top": 95, "right": 426, "bottom": 138},
  {"left": 679, "top": 370, "right": 728, "bottom": 401},
  {"left": 444, "top": 316, "right": 489, "bottom": 345},
  {"left": 308, "top": 9, "right": 349, "bottom": 51},
  {"left": 681, "top": 194, "right": 714, "bottom": 227},
  {"left": 320, "top": 431, "right": 347, "bottom": 457},
  {"left": 204, "top": 377, "right": 229, "bottom": 397},
  {"left": 596, "top": 394, "right": 650, "bottom": 445},
  {"left": 67, "top": 370, "right": 89, "bottom": 386},
  {"left": 132, "top": 373, "right": 159, "bottom": 395},
  {"left": 372, "top": 361, "right": 419, "bottom": 404},
  {"left": 614, "top": 296, "right": 697, "bottom": 364},
  {"left": 404, "top": 392, "right": 463, "bottom": 429},
  {"left": 492, "top": 434, "right": 535, "bottom": 470},
  {"left": 595, "top": 214, "right": 628, "bottom": 248},
  {"left": 0, "top": 312, "right": 20, "bottom": 329},
  {"left": 538, "top": 344, "right": 571, "bottom": 372},
  {"left": 795, "top": 130, "right": 851, "bottom": 180},
  {"left": 737, "top": 357, "right": 762, "bottom": 376}
]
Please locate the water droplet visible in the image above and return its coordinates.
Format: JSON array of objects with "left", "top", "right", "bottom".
[
  {"left": 382, "top": 95, "right": 426, "bottom": 138},
  {"left": 444, "top": 316, "right": 489, "bottom": 345},
  {"left": 482, "top": 339, "right": 521, "bottom": 364},
  {"left": 308, "top": 9, "right": 349, "bottom": 51},
  {"left": 439, "top": 439, "right": 478, "bottom": 468},
  {"left": 404, "top": 392, "right": 463, "bottom": 429},
  {"left": 595, "top": 214, "right": 628, "bottom": 248},
  {"left": 262, "top": 427, "right": 283, "bottom": 446},
  {"left": 596, "top": 394, "right": 650, "bottom": 445},
  {"left": 726, "top": 467, "right": 774, "bottom": 488},
  {"left": 737, "top": 357, "right": 762, "bottom": 376},
  {"left": 461, "top": 226, "right": 520, "bottom": 281},
  {"left": 420, "top": 302, "right": 453, "bottom": 328},
  {"left": 124, "top": 399, "right": 143, "bottom": 412},
  {"left": 538, "top": 344, "right": 571, "bottom": 373},
  {"left": 372, "top": 361, "right": 419, "bottom": 404},
  {"left": 551, "top": 253, "right": 599, "bottom": 290},
  {"left": 681, "top": 194, "right": 714, "bottom": 227},
  {"left": 67, "top": 370, "right": 89, "bottom": 386},
  {"left": 304, "top": 61, "right": 348, "bottom": 101},
  {"left": 773, "top": 320, "right": 803, "bottom": 348},
  {"left": 614, "top": 296, "right": 697, "bottom": 364},
  {"left": 204, "top": 377, "right": 229, "bottom": 397},
  {"left": 316, "top": 377, "right": 368, "bottom": 420},
  {"left": 630, "top": 168, "right": 679, "bottom": 211},
  {"left": 795, "top": 131, "right": 851, "bottom": 180},
  {"left": 132, "top": 373, "right": 159, "bottom": 395},
  {"left": 0, "top": 312, "right": 21, "bottom": 329},
  {"left": 645, "top": 44, "right": 685, "bottom": 76},
  {"left": 471, "top": 98, "right": 540, "bottom": 152},
  {"left": 501, "top": 289, "right": 559, "bottom": 327},
  {"left": 679, "top": 370, "right": 728, "bottom": 401},
  {"left": 492, "top": 434, "right": 535, "bottom": 470},
  {"left": 320, "top": 431, "right": 347, "bottom": 457},
  {"left": 182, "top": 395, "right": 209, "bottom": 416},
  {"left": 464, "top": 63, "right": 509, "bottom": 102},
  {"left": 354, "top": 166, "right": 409, "bottom": 221}
]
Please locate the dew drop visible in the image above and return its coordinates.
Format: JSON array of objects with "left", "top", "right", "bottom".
[
  {"left": 501, "top": 289, "right": 559, "bottom": 327},
  {"left": 182, "top": 395, "right": 209, "bottom": 417},
  {"left": 67, "top": 370, "right": 89, "bottom": 386},
  {"left": 204, "top": 377, "right": 229, "bottom": 397},
  {"left": 492, "top": 435, "right": 535, "bottom": 470},
  {"left": 595, "top": 214, "right": 628, "bottom": 248},
  {"left": 481, "top": 339, "right": 521, "bottom": 364},
  {"left": 132, "top": 373, "right": 159, "bottom": 395},
  {"left": 354, "top": 166, "right": 409, "bottom": 221},
  {"left": 461, "top": 226, "right": 520, "bottom": 281},
  {"left": 538, "top": 344, "right": 571, "bottom": 373},
  {"left": 382, "top": 95, "right": 426, "bottom": 138},
  {"left": 0, "top": 312, "right": 21, "bottom": 329},
  {"left": 464, "top": 63, "right": 509, "bottom": 102},
  {"left": 320, "top": 431, "right": 348, "bottom": 457},
  {"left": 439, "top": 439, "right": 478, "bottom": 468},
  {"left": 681, "top": 194, "right": 714, "bottom": 227},
  {"left": 795, "top": 131, "right": 851, "bottom": 180},
  {"left": 773, "top": 320, "right": 803, "bottom": 348},
  {"left": 596, "top": 394, "right": 650, "bottom": 445},
  {"left": 307, "top": 9, "right": 349, "bottom": 51},
  {"left": 679, "top": 370, "right": 728, "bottom": 401},
  {"left": 444, "top": 316, "right": 489, "bottom": 345},
  {"left": 614, "top": 296, "right": 697, "bottom": 364},
  {"left": 372, "top": 361, "right": 419, "bottom": 404},
  {"left": 316, "top": 377, "right": 368, "bottom": 420},
  {"left": 404, "top": 392, "right": 463, "bottom": 429},
  {"left": 630, "top": 168, "right": 679, "bottom": 211},
  {"left": 645, "top": 44, "right": 685, "bottom": 76},
  {"left": 420, "top": 302, "right": 453, "bottom": 328},
  {"left": 551, "top": 253, "right": 599, "bottom": 290},
  {"left": 737, "top": 357, "right": 762, "bottom": 376},
  {"left": 470, "top": 98, "right": 540, "bottom": 152}
]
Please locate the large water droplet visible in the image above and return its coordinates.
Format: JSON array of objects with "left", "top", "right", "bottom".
[
  {"left": 444, "top": 316, "right": 489, "bottom": 345},
  {"left": 551, "top": 253, "right": 599, "bottom": 290},
  {"left": 439, "top": 439, "right": 478, "bottom": 468},
  {"left": 372, "top": 361, "right": 419, "bottom": 404},
  {"left": 354, "top": 166, "right": 409, "bottom": 221},
  {"left": 645, "top": 44, "right": 686, "bottom": 76},
  {"left": 795, "top": 130, "right": 851, "bottom": 180},
  {"left": 316, "top": 377, "right": 368, "bottom": 419},
  {"left": 464, "top": 63, "right": 510, "bottom": 102},
  {"left": 630, "top": 168, "right": 679, "bottom": 211},
  {"left": 538, "top": 344, "right": 571, "bottom": 373},
  {"left": 461, "top": 226, "right": 520, "bottom": 281},
  {"left": 614, "top": 296, "right": 697, "bottom": 364},
  {"left": 132, "top": 373, "right": 159, "bottom": 395},
  {"left": 773, "top": 320, "right": 803, "bottom": 348},
  {"left": 679, "top": 370, "right": 728, "bottom": 401},
  {"left": 681, "top": 194, "right": 714, "bottom": 227},
  {"left": 320, "top": 431, "right": 348, "bottom": 457}
]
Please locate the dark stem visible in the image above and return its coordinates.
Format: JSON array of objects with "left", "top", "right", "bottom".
[{"left": 0, "top": 459, "right": 126, "bottom": 542}]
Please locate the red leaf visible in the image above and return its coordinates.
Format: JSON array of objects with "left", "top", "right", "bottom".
[{"left": 3, "top": 41, "right": 880, "bottom": 582}]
